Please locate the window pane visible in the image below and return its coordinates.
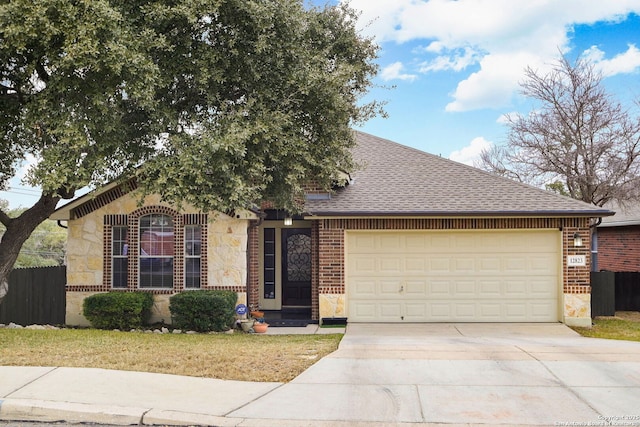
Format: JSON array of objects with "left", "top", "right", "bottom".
[
  {"left": 263, "top": 228, "right": 276, "bottom": 299},
  {"left": 140, "top": 214, "right": 174, "bottom": 256},
  {"left": 112, "top": 226, "right": 128, "bottom": 256},
  {"left": 140, "top": 257, "right": 173, "bottom": 288},
  {"left": 185, "top": 226, "right": 201, "bottom": 256},
  {"left": 185, "top": 258, "right": 201, "bottom": 289},
  {"left": 139, "top": 214, "right": 173, "bottom": 288},
  {"left": 112, "top": 258, "right": 128, "bottom": 288},
  {"left": 112, "top": 226, "right": 128, "bottom": 288}
]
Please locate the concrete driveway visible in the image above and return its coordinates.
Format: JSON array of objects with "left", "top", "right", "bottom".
[{"left": 230, "top": 323, "right": 640, "bottom": 426}]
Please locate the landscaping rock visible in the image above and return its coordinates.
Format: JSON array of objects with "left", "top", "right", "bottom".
[
  {"left": 172, "top": 329, "right": 182, "bottom": 334},
  {"left": 8, "top": 322, "right": 24, "bottom": 329}
]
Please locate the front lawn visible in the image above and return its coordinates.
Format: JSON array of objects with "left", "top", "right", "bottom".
[
  {"left": 571, "top": 311, "right": 640, "bottom": 342},
  {"left": 0, "top": 328, "right": 342, "bottom": 382}
]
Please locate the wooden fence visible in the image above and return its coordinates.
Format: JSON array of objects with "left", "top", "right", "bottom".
[
  {"left": 615, "top": 272, "right": 640, "bottom": 312},
  {"left": 0, "top": 266, "right": 66, "bottom": 326},
  {"left": 591, "top": 271, "right": 640, "bottom": 317}
]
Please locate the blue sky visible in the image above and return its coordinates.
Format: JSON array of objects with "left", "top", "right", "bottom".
[
  {"left": 3, "top": 0, "right": 640, "bottom": 209},
  {"left": 339, "top": 0, "right": 640, "bottom": 165}
]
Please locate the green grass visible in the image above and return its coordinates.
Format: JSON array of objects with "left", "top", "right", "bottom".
[
  {"left": 0, "top": 328, "right": 342, "bottom": 382},
  {"left": 571, "top": 314, "right": 640, "bottom": 342}
]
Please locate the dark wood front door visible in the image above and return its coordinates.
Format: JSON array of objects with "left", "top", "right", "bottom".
[{"left": 282, "top": 228, "right": 312, "bottom": 307}]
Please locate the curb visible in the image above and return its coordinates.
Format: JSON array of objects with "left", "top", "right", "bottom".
[{"left": 0, "top": 398, "right": 145, "bottom": 425}]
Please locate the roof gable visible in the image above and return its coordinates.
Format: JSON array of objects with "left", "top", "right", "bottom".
[{"left": 305, "top": 131, "right": 613, "bottom": 218}]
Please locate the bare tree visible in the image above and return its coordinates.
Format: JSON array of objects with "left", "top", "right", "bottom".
[{"left": 479, "top": 55, "right": 640, "bottom": 207}]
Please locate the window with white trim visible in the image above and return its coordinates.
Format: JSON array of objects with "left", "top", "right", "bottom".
[
  {"left": 184, "top": 225, "right": 202, "bottom": 289},
  {"left": 139, "top": 214, "right": 174, "bottom": 288},
  {"left": 112, "top": 226, "right": 128, "bottom": 288}
]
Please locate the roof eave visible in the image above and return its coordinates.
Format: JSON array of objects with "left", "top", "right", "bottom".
[{"left": 304, "top": 209, "right": 615, "bottom": 219}]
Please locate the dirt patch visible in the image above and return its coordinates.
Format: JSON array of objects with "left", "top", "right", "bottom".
[
  {"left": 614, "top": 311, "right": 640, "bottom": 322},
  {"left": 597, "top": 311, "right": 640, "bottom": 322}
]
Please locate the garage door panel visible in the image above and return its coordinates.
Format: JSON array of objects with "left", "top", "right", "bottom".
[
  {"left": 454, "top": 280, "right": 476, "bottom": 295},
  {"left": 479, "top": 303, "right": 502, "bottom": 319},
  {"left": 380, "top": 257, "right": 402, "bottom": 273},
  {"left": 529, "top": 255, "right": 557, "bottom": 272},
  {"left": 405, "top": 257, "right": 427, "bottom": 272},
  {"left": 429, "top": 280, "right": 451, "bottom": 295},
  {"left": 351, "top": 302, "right": 377, "bottom": 321},
  {"left": 405, "top": 280, "right": 428, "bottom": 296},
  {"left": 352, "top": 256, "right": 376, "bottom": 273},
  {"left": 454, "top": 257, "right": 475, "bottom": 271},
  {"left": 479, "top": 257, "right": 502, "bottom": 273},
  {"left": 379, "top": 279, "right": 402, "bottom": 296},
  {"left": 504, "top": 279, "right": 528, "bottom": 296},
  {"left": 379, "top": 235, "right": 402, "bottom": 250},
  {"left": 404, "top": 303, "right": 427, "bottom": 319},
  {"left": 351, "top": 278, "right": 376, "bottom": 296},
  {"left": 428, "top": 257, "right": 451, "bottom": 272},
  {"left": 347, "top": 230, "right": 560, "bottom": 323},
  {"left": 479, "top": 280, "right": 502, "bottom": 295},
  {"left": 530, "top": 278, "right": 558, "bottom": 297},
  {"left": 454, "top": 303, "right": 476, "bottom": 318},
  {"left": 531, "top": 302, "right": 556, "bottom": 319},
  {"left": 504, "top": 257, "right": 527, "bottom": 272}
]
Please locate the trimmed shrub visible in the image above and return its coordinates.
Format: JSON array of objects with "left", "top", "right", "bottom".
[
  {"left": 169, "top": 290, "right": 237, "bottom": 332},
  {"left": 83, "top": 292, "right": 154, "bottom": 330}
]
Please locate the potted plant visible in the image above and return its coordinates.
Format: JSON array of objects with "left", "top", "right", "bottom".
[
  {"left": 249, "top": 304, "right": 264, "bottom": 319},
  {"left": 253, "top": 316, "right": 269, "bottom": 333},
  {"left": 238, "top": 318, "right": 254, "bottom": 332}
]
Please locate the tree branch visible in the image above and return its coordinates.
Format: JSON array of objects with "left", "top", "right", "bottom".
[
  {"left": 35, "top": 61, "right": 50, "bottom": 84},
  {"left": 0, "top": 209, "right": 12, "bottom": 227}
]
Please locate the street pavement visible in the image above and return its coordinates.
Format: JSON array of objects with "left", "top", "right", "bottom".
[{"left": 1, "top": 323, "right": 640, "bottom": 426}]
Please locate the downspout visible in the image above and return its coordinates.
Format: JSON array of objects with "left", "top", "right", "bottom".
[
  {"left": 590, "top": 217, "right": 603, "bottom": 272},
  {"left": 56, "top": 220, "right": 68, "bottom": 229}
]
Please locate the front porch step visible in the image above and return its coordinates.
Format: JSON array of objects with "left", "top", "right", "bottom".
[{"left": 265, "top": 318, "right": 318, "bottom": 327}]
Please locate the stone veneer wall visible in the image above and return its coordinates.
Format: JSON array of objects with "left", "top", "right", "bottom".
[
  {"left": 65, "top": 193, "right": 249, "bottom": 326},
  {"left": 315, "top": 217, "right": 593, "bottom": 327}
]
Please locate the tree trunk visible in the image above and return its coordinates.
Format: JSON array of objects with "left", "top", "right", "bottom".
[{"left": 0, "top": 194, "right": 61, "bottom": 305}]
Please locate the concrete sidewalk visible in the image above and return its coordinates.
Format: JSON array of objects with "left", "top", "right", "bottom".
[{"left": 2, "top": 323, "right": 640, "bottom": 426}]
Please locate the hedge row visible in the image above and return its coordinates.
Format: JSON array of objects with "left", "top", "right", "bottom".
[{"left": 83, "top": 290, "right": 237, "bottom": 332}]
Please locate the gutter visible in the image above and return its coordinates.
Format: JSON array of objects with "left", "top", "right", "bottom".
[{"left": 305, "top": 210, "right": 615, "bottom": 219}]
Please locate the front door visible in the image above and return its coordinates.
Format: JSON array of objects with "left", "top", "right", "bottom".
[{"left": 281, "top": 228, "right": 312, "bottom": 307}]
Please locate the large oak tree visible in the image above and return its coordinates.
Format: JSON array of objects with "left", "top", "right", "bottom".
[
  {"left": 0, "top": 0, "right": 380, "bottom": 303},
  {"left": 479, "top": 55, "right": 640, "bottom": 207}
]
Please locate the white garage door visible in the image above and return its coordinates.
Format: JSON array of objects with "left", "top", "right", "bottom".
[{"left": 346, "top": 230, "right": 560, "bottom": 323}]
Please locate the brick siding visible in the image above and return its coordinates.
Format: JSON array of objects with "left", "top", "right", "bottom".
[
  {"left": 315, "top": 217, "right": 592, "bottom": 296},
  {"left": 598, "top": 225, "right": 640, "bottom": 272}
]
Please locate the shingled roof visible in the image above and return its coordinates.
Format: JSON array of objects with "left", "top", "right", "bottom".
[{"left": 305, "top": 131, "right": 614, "bottom": 218}]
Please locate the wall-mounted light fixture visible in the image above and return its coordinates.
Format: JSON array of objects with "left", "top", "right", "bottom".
[
  {"left": 573, "top": 232, "right": 583, "bottom": 247},
  {"left": 284, "top": 217, "right": 293, "bottom": 226}
]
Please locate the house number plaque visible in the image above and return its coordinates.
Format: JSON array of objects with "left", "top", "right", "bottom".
[{"left": 567, "top": 255, "right": 586, "bottom": 267}]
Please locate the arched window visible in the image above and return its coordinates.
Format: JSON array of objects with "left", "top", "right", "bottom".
[{"left": 139, "top": 214, "right": 174, "bottom": 288}]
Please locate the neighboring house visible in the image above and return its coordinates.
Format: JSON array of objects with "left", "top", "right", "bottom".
[
  {"left": 51, "top": 131, "right": 612, "bottom": 328},
  {"left": 597, "top": 202, "right": 640, "bottom": 272}
]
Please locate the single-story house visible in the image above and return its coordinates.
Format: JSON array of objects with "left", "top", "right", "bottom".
[
  {"left": 597, "top": 202, "right": 640, "bottom": 272},
  {"left": 51, "top": 131, "right": 613, "bottom": 327}
]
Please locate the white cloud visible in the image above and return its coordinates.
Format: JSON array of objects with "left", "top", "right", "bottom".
[
  {"left": 419, "top": 47, "right": 480, "bottom": 73},
  {"left": 342, "top": 0, "right": 640, "bottom": 111},
  {"left": 381, "top": 62, "right": 417, "bottom": 81},
  {"left": 449, "top": 136, "right": 492, "bottom": 166},
  {"left": 446, "top": 52, "right": 543, "bottom": 112},
  {"left": 584, "top": 44, "right": 640, "bottom": 76}
]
